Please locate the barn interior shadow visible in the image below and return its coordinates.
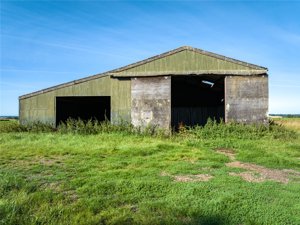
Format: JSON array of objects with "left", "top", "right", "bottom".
[
  {"left": 171, "top": 76, "right": 224, "bottom": 130},
  {"left": 136, "top": 213, "right": 227, "bottom": 225},
  {"left": 55, "top": 96, "right": 110, "bottom": 126},
  {"left": 188, "top": 214, "right": 226, "bottom": 225}
]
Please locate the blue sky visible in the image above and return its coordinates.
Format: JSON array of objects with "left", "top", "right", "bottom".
[{"left": 1, "top": 0, "right": 300, "bottom": 115}]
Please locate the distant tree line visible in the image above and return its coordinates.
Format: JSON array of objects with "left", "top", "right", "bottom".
[
  {"left": 0, "top": 116, "right": 19, "bottom": 120},
  {"left": 269, "top": 114, "right": 300, "bottom": 118}
]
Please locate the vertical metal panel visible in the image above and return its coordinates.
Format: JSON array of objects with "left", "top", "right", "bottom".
[
  {"left": 19, "top": 76, "right": 132, "bottom": 124},
  {"left": 225, "top": 76, "right": 268, "bottom": 124},
  {"left": 131, "top": 76, "right": 171, "bottom": 129},
  {"left": 111, "top": 77, "right": 131, "bottom": 123},
  {"left": 116, "top": 50, "right": 251, "bottom": 76}
]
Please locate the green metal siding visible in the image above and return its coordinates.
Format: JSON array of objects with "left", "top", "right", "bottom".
[
  {"left": 19, "top": 76, "right": 131, "bottom": 124},
  {"left": 114, "top": 50, "right": 253, "bottom": 76},
  {"left": 111, "top": 77, "right": 131, "bottom": 123}
]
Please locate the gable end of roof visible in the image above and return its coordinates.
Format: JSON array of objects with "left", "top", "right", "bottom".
[{"left": 19, "top": 46, "right": 268, "bottom": 100}]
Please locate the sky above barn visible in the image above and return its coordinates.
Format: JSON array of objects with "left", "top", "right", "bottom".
[{"left": 1, "top": 0, "right": 300, "bottom": 115}]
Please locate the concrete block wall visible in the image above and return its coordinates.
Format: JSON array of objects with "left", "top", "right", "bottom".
[
  {"left": 225, "top": 75, "right": 268, "bottom": 124},
  {"left": 131, "top": 76, "right": 171, "bottom": 129}
]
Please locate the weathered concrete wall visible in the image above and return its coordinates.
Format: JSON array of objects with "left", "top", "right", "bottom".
[
  {"left": 225, "top": 75, "right": 268, "bottom": 124},
  {"left": 19, "top": 76, "right": 131, "bottom": 125},
  {"left": 131, "top": 76, "right": 171, "bottom": 129}
]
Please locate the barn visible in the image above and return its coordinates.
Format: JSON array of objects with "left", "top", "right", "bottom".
[{"left": 19, "top": 46, "right": 269, "bottom": 129}]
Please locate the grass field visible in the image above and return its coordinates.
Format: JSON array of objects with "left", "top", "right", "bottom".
[
  {"left": 0, "top": 119, "right": 300, "bottom": 225},
  {"left": 273, "top": 117, "right": 300, "bottom": 132}
]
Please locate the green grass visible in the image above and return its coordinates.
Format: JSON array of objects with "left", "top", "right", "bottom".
[{"left": 0, "top": 120, "right": 300, "bottom": 225}]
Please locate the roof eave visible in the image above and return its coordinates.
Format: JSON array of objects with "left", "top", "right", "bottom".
[{"left": 110, "top": 70, "right": 268, "bottom": 77}]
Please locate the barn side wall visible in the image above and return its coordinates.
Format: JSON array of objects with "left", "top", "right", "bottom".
[
  {"left": 19, "top": 76, "right": 131, "bottom": 125},
  {"left": 131, "top": 76, "right": 171, "bottom": 129},
  {"left": 225, "top": 75, "right": 268, "bottom": 124}
]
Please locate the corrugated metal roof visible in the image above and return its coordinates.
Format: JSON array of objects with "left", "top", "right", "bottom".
[{"left": 19, "top": 46, "right": 268, "bottom": 99}]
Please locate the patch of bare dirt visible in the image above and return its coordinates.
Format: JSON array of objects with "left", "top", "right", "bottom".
[
  {"left": 282, "top": 169, "right": 300, "bottom": 176},
  {"left": 215, "top": 148, "right": 236, "bottom": 160},
  {"left": 227, "top": 161, "right": 293, "bottom": 183},
  {"left": 161, "top": 171, "right": 213, "bottom": 182},
  {"left": 160, "top": 171, "right": 170, "bottom": 177},
  {"left": 229, "top": 171, "right": 270, "bottom": 183},
  {"left": 39, "top": 182, "right": 79, "bottom": 202},
  {"left": 122, "top": 204, "right": 139, "bottom": 213},
  {"left": 27, "top": 171, "right": 53, "bottom": 181},
  {"left": 185, "top": 159, "right": 197, "bottom": 164},
  {"left": 215, "top": 148, "right": 300, "bottom": 184},
  {"left": 173, "top": 174, "right": 213, "bottom": 182},
  {"left": 9, "top": 155, "right": 66, "bottom": 168},
  {"left": 39, "top": 157, "right": 62, "bottom": 166},
  {"left": 63, "top": 189, "right": 79, "bottom": 202},
  {"left": 40, "top": 181, "right": 62, "bottom": 191}
]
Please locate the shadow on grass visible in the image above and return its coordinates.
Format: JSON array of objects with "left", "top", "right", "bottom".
[{"left": 187, "top": 214, "right": 226, "bottom": 225}]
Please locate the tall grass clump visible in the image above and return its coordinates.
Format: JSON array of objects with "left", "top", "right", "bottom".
[
  {"left": 57, "top": 118, "right": 169, "bottom": 137},
  {"left": 181, "top": 118, "right": 297, "bottom": 140},
  {"left": 0, "top": 120, "right": 21, "bottom": 132},
  {"left": 57, "top": 118, "right": 134, "bottom": 135},
  {"left": 1, "top": 118, "right": 296, "bottom": 140},
  {"left": 21, "top": 121, "right": 55, "bottom": 132},
  {"left": 0, "top": 118, "right": 168, "bottom": 136},
  {"left": 57, "top": 118, "right": 163, "bottom": 135},
  {"left": 0, "top": 120, "right": 55, "bottom": 133}
]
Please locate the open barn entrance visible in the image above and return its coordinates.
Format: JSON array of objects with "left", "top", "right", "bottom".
[
  {"left": 171, "top": 76, "right": 224, "bottom": 129},
  {"left": 56, "top": 96, "right": 110, "bottom": 126}
]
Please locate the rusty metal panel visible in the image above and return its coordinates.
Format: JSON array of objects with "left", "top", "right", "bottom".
[
  {"left": 131, "top": 76, "right": 171, "bottom": 129},
  {"left": 225, "top": 76, "right": 268, "bottom": 124}
]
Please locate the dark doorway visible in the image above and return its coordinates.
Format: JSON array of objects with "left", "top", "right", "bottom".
[
  {"left": 171, "top": 76, "right": 224, "bottom": 128},
  {"left": 56, "top": 96, "right": 110, "bottom": 126}
]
